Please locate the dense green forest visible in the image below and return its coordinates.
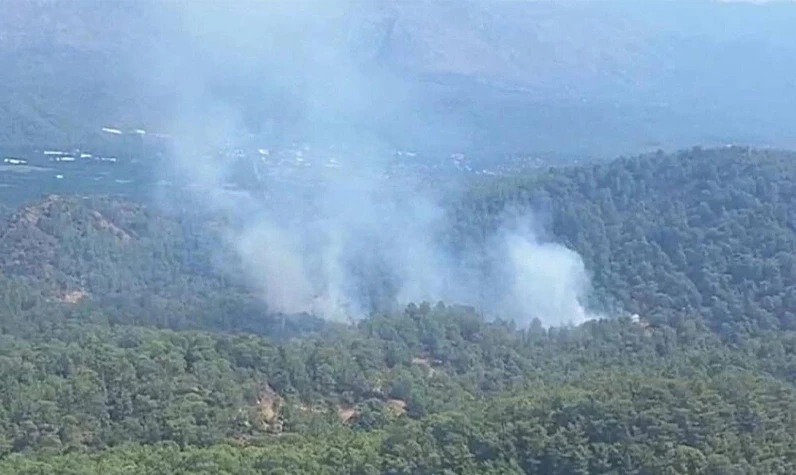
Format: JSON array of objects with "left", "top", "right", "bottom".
[
  {"left": 1, "top": 146, "right": 796, "bottom": 473},
  {"left": 452, "top": 146, "right": 796, "bottom": 334}
]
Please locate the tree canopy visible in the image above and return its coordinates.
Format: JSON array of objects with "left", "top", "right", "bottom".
[{"left": 1, "top": 146, "right": 796, "bottom": 473}]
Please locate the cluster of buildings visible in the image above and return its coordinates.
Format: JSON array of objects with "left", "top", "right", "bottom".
[{"left": 43, "top": 150, "right": 117, "bottom": 163}]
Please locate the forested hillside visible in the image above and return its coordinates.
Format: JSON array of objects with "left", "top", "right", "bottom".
[
  {"left": 0, "top": 195, "right": 326, "bottom": 338},
  {"left": 453, "top": 146, "right": 796, "bottom": 335},
  {"left": 1, "top": 147, "right": 796, "bottom": 474}
]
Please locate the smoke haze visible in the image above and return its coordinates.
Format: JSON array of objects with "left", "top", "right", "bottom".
[{"left": 145, "top": 0, "right": 596, "bottom": 327}]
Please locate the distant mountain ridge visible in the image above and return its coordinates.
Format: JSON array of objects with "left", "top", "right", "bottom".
[{"left": 1, "top": 0, "right": 796, "bottom": 155}]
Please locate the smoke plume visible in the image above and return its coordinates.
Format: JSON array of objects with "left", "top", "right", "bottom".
[{"left": 143, "top": 0, "right": 596, "bottom": 327}]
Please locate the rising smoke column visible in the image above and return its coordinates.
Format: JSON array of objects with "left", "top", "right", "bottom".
[{"left": 141, "top": 0, "right": 597, "bottom": 327}]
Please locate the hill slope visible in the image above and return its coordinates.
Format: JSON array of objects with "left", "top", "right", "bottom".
[
  {"left": 2, "top": 146, "right": 795, "bottom": 334},
  {"left": 454, "top": 146, "right": 796, "bottom": 333},
  {"left": 0, "top": 147, "right": 795, "bottom": 473},
  {"left": 1, "top": 1, "right": 796, "bottom": 154}
]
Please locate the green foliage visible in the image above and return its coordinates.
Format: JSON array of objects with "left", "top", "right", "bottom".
[
  {"left": 2, "top": 146, "right": 796, "bottom": 473},
  {"left": 0, "top": 303, "right": 796, "bottom": 473},
  {"left": 452, "top": 146, "right": 796, "bottom": 335},
  {"left": 0, "top": 195, "right": 327, "bottom": 338}
]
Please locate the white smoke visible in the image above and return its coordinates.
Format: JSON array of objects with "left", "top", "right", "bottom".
[
  {"left": 235, "top": 223, "right": 315, "bottom": 316},
  {"left": 501, "top": 230, "right": 591, "bottom": 326},
  {"left": 141, "top": 0, "right": 596, "bottom": 327}
]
